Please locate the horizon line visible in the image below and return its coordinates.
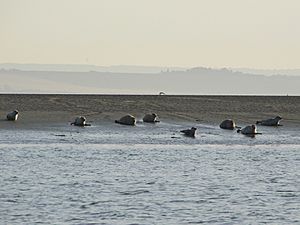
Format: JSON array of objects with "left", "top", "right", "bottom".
[{"left": 1, "top": 62, "right": 300, "bottom": 71}]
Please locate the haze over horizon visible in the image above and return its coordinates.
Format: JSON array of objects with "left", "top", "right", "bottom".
[
  {"left": 1, "top": 0, "right": 299, "bottom": 94},
  {"left": 1, "top": 0, "right": 300, "bottom": 69},
  {"left": 1, "top": 67, "right": 299, "bottom": 95},
  {"left": 1, "top": 63, "right": 300, "bottom": 76}
]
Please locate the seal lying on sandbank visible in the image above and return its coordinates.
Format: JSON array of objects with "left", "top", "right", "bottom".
[
  {"left": 180, "top": 127, "right": 197, "bottom": 137},
  {"left": 115, "top": 114, "right": 136, "bottom": 126},
  {"left": 71, "top": 116, "right": 91, "bottom": 126},
  {"left": 143, "top": 113, "right": 160, "bottom": 123},
  {"left": 237, "top": 125, "right": 261, "bottom": 135},
  {"left": 256, "top": 116, "right": 282, "bottom": 126},
  {"left": 219, "top": 119, "right": 239, "bottom": 130},
  {"left": 7, "top": 110, "right": 19, "bottom": 121}
]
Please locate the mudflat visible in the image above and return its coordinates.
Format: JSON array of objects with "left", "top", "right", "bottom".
[{"left": 0, "top": 94, "right": 299, "bottom": 128}]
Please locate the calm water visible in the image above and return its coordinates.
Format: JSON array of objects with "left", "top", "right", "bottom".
[{"left": 0, "top": 121, "right": 299, "bottom": 224}]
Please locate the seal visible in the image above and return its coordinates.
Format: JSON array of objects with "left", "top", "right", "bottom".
[
  {"left": 7, "top": 110, "right": 19, "bottom": 121},
  {"left": 115, "top": 114, "right": 136, "bottom": 126},
  {"left": 219, "top": 119, "right": 238, "bottom": 130},
  {"left": 143, "top": 113, "right": 160, "bottom": 123},
  {"left": 256, "top": 116, "right": 282, "bottom": 126},
  {"left": 237, "top": 125, "right": 261, "bottom": 136},
  {"left": 180, "top": 127, "right": 197, "bottom": 137},
  {"left": 71, "top": 116, "right": 91, "bottom": 126}
]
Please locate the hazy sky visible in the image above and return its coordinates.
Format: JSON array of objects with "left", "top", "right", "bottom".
[{"left": 1, "top": 0, "right": 299, "bottom": 69}]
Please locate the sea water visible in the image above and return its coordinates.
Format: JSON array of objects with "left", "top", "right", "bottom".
[{"left": 0, "top": 121, "right": 299, "bottom": 224}]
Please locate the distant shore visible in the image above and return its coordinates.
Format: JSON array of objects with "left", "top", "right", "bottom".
[{"left": 0, "top": 94, "right": 299, "bottom": 128}]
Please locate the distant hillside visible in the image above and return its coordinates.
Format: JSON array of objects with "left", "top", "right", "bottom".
[
  {"left": 0, "top": 63, "right": 186, "bottom": 74},
  {"left": 1, "top": 63, "right": 300, "bottom": 77},
  {"left": 0, "top": 67, "right": 299, "bottom": 95},
  {"left": 231, "top": 68, "right": 300, "bottom": 76}
]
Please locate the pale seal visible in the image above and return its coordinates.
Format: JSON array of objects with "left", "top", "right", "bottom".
[{"left": 71, "top": 116, "right": 91, "bottom": 126}]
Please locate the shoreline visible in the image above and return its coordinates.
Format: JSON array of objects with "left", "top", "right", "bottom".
[
  {"left": 1, "top": 93, "right": 299, "bottom": 96},
  {"left": 0, "top": 94, "right": 299, "bottom": 128}
]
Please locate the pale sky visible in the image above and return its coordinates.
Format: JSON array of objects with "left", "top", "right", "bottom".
[{"left": 1, "top": 0, "right": 299, "bottom": 69}]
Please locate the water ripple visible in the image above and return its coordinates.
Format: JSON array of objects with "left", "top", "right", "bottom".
[{"left": 0, "top": 123, "right": 299, "bottom": 224}]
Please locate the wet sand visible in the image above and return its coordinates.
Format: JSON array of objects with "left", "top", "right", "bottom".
[{"left": 0, "top": 94, "right": 299, "bottom": 128}]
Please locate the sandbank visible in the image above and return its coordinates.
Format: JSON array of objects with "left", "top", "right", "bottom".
[{"left": 0, "top": 94, "right": 299, "bottom": 128}]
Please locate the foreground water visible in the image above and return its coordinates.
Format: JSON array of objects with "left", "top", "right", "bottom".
[{"left": 0, "top": 121, "right": 299, "bottom": 224}]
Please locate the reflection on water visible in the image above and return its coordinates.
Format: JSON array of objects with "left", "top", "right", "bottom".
[{"left": 0, "top": 122, "right": 299, "bottom": 224}]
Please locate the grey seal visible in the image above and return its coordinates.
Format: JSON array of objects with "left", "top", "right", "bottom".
[
  {"left": 237, "top": 125, "right": 261, "bottom": 136},
  {"left": 143, "top": 113, "right": 160, "bottom": 123},
  {"left": 256, "top": 116, "right": 282, "bottom": 126},
  {"left": 115, "top": 114, "right": 136, "bottom": 126},
  {"left": 180, "top": 127, "right": 197, "bottom": 137},
  {"left": 219, "top": 119, "right": 238, "bottom": 130},
  {"left": 7, "top": 110, "right": 19, "bottom": 121}
]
